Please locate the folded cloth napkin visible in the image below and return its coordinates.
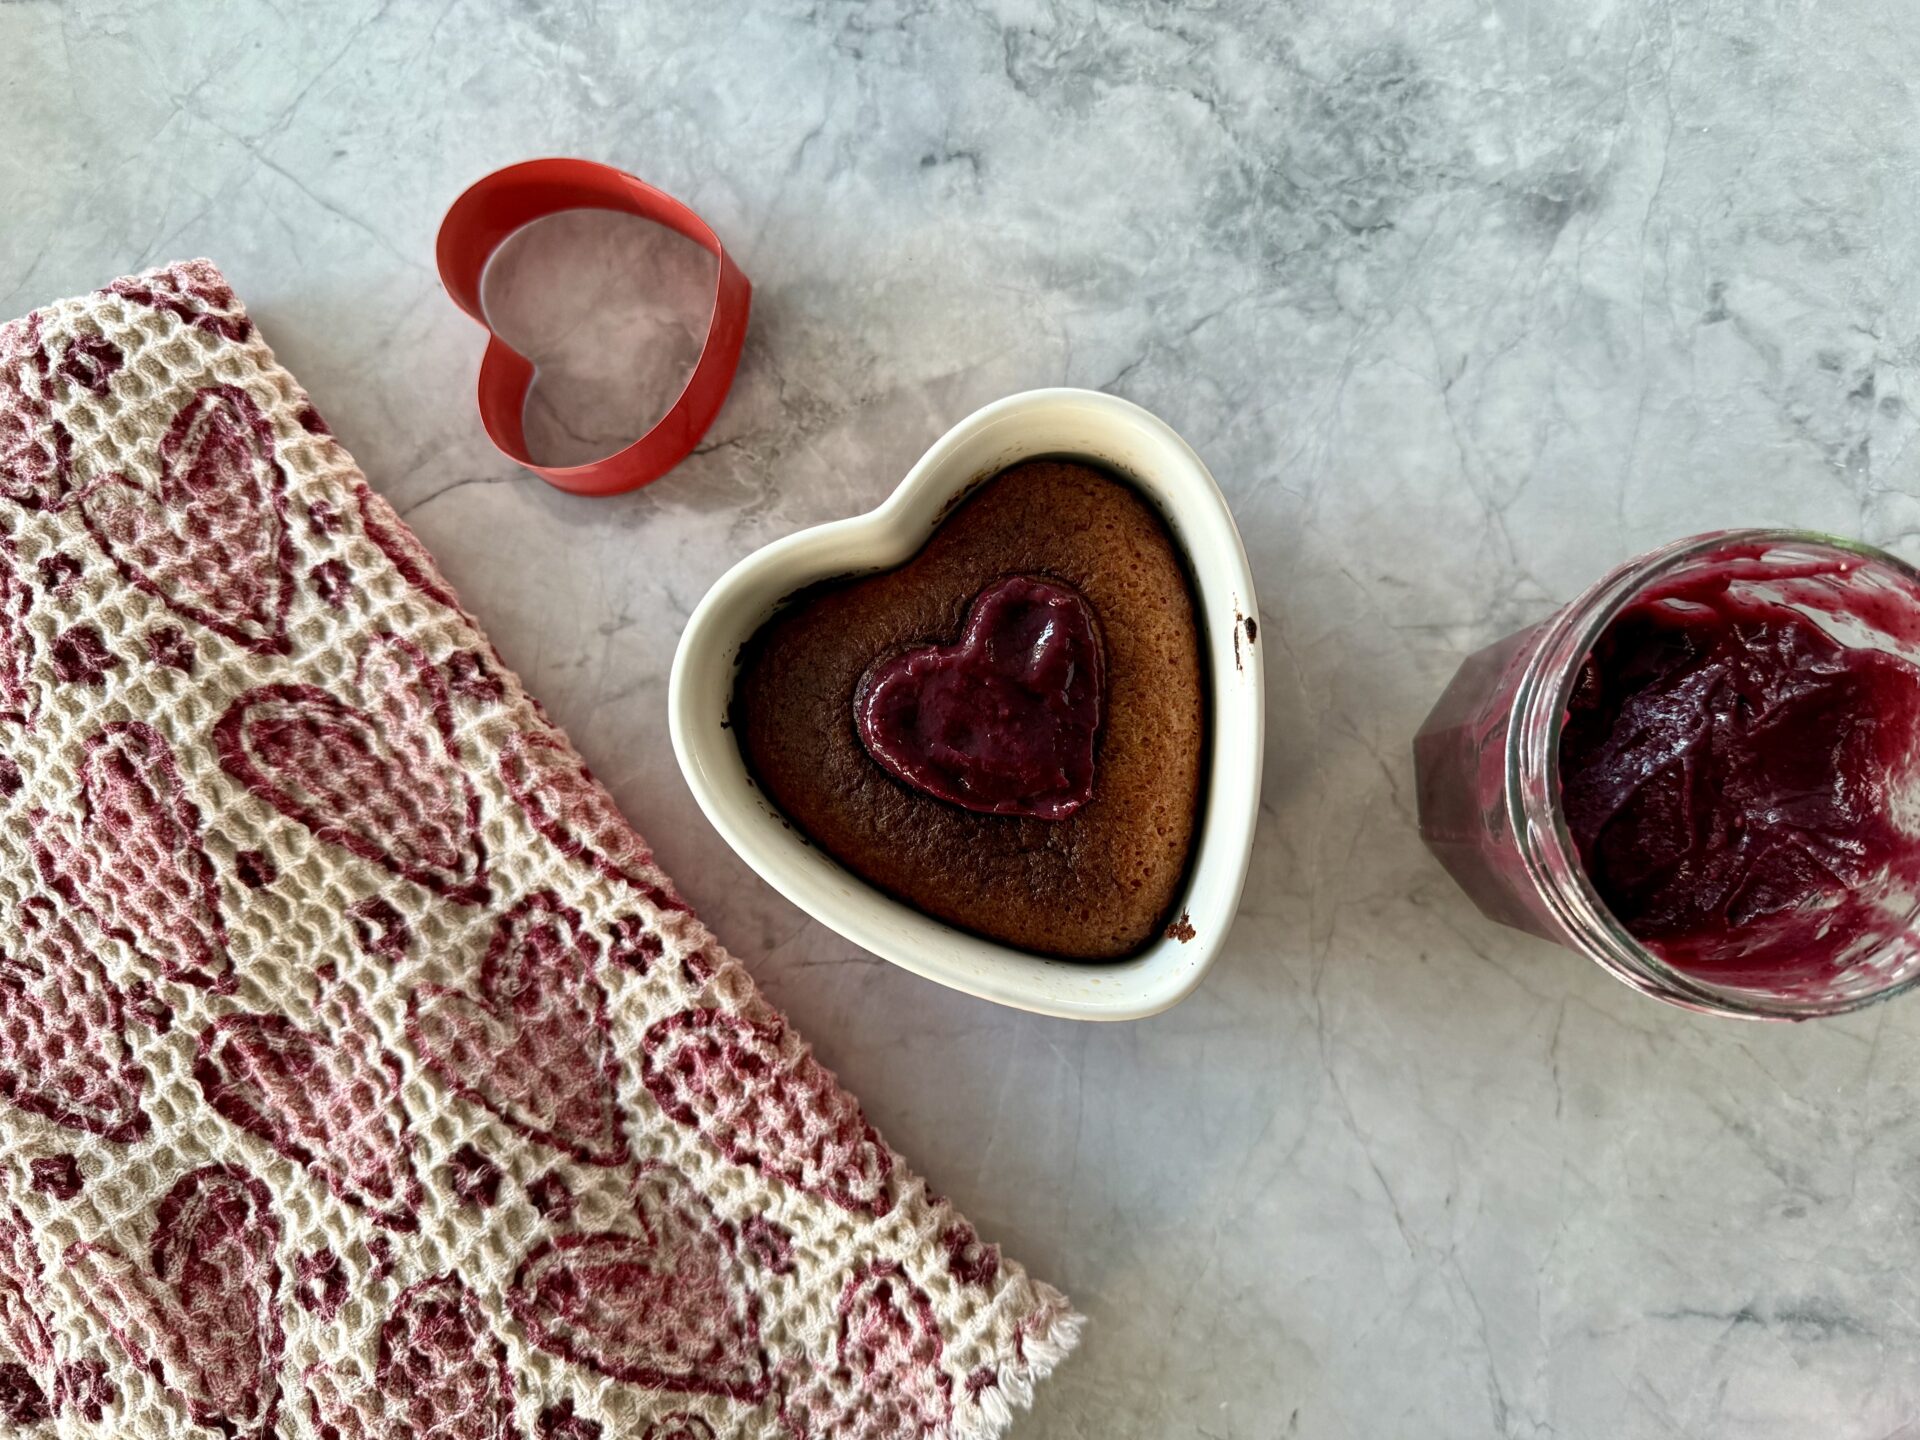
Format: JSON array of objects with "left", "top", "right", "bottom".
[{"left": 0, "top": 260, "right": 1077, "bottom": 1440}]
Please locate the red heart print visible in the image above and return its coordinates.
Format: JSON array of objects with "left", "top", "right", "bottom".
[
  {"left": 640, "top": 1008, "right": 893, "bottom": 1218},
  {"left": 66, "top": 1164, "right": 285, "bottom": 1436},
  {"left": 643, "top": 1415, "right": 717, "bottom": 1440},
  {"left": 305, "top": 1273, "right": 516, "bottom": 1440},
  {"left": 103, "top": 260, "right": 253, "bottom": 345},
  {"left": 0, "top": 1205, "right": 107, "bottom": 1426},
  {"left": 195, "top": 995, "right": 422, "bottom": 1231},
  {"left": 781, "top": 1263, "right": 951, "bottom": 1440},
  {"left": 0, "top": 1203, "right": 58, "bottom": 1426},
  {"left": 57, "top": 335, "right": 123, "bottom": 396},
  {"left": 836, "top": 1264, "right": 950, "bottom": 1429},
  {"left": 356, "top": 483, "right": 465, "bottom": 613},
  {"left": 349, "top": 895, "right": 412, "bottom": 966},
  {"left": 214, "top": 633, "right": 489, "bottom": 904},
  {"left": 33, "top": 721, "right": 231, "bottom": 990},
  {"left": 408, "top": 891, "right": 630, "bottom": 1166},
  {"left": 940, "top": 1220, "right": 1000, "bottom": 1289},
  {"left": 0, "top": 898, "right": 149, "bottom": 1143},
  {"left": 500, "top": 729, "right": 689, "bottom": 914},
  {"left": 80, "top": 384, "right": 292, "bottom": 655},
  {"left": 0, "top": 313, "right": 71, "bottom": 512},
  {"left": 0, "top": 542, "right": 36, "bottom": 726},
  {"left": 508, "top": 1164, "right": 769, "bottom": 1402},
  {"left": 856, "top": 575, "right": 1105, "bottom": 820}
]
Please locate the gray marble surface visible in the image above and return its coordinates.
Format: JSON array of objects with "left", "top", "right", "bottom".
[{"left": 8, "top": 0, "right": 1920, "bottom": 1435}]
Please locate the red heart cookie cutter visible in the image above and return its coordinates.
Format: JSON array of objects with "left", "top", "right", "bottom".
[{"left": 436, "top": 158, "right": 751, "bottom": 498}]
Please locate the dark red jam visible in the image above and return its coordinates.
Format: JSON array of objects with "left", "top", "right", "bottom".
[
  {"left": 855, "top": 575, "right": 1104, "bottom": 820},
  {"left": 1560, "top": 561, "right": 1920, "bottom": 986}
]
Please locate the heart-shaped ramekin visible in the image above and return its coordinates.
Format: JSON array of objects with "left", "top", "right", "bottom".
[{"left": 669, "top": 388, "right": 1263, "bottom": 1020}]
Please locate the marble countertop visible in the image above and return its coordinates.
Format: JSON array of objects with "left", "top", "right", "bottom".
[{"left": 9, "top": 1, "right": 1920, "bottom": 1435}]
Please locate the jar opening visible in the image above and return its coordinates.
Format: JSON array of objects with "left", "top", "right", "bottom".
[{"left": 1511, "top": 529, "right": 1920, "bottom": 1020}]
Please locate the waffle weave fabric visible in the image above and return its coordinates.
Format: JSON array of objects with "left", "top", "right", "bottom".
[{"left": 0, "top": 260, "right": 1077, "bottom": 1440}]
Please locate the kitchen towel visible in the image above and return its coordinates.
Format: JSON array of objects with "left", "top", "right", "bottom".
[{"left": 0, "top": 260, "right": 1077, "bottom": 1440}]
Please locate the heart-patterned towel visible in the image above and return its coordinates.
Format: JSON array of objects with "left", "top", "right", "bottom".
[{"left": 0, "top": 260, "right": 1077, "bottom": 1440}]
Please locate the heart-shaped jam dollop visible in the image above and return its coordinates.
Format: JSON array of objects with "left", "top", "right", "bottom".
[{"left": 855, "top": 575, "right": 1105, "bottom": 819}]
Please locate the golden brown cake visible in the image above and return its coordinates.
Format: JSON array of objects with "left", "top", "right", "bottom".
[{"left": 733, "top": 459, "right": 1205, "bottom": 958}]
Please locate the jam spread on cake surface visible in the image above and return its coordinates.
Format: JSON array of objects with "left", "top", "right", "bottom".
[
  {"left": 856, "top": 575, "right": 1104, "bottom": 819},
  {"left": 733, "top": 458, "right": 1202, "bottom": 960},
  {"left": 1559, "top": 560, "right": 1920, "bottom": 985}
]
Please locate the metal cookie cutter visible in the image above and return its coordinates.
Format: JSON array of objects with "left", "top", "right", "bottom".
[{"left": 437, "top": 157, "right": 751, "bottom": 497}]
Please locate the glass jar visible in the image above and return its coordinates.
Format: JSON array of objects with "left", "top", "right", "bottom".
[{"left": 1414, "top": 529, "right": 1920, "bottom": 1019}]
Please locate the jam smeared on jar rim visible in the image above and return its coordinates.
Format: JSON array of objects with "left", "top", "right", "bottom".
[
  {"left": 1559, "top": 547, "right": 1920, "bottom": 989},
  {"left": 855, "top": 575, "right": 1105, "bottom": 820}
]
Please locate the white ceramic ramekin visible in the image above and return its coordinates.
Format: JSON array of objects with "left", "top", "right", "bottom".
[{"left": 668, "top": 389, "right": 1262, "bottom": 1020}]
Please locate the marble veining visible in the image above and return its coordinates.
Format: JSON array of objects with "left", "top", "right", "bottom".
[{"left": 8, "top": 0, "right": 1920, "bottom": 1435}]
